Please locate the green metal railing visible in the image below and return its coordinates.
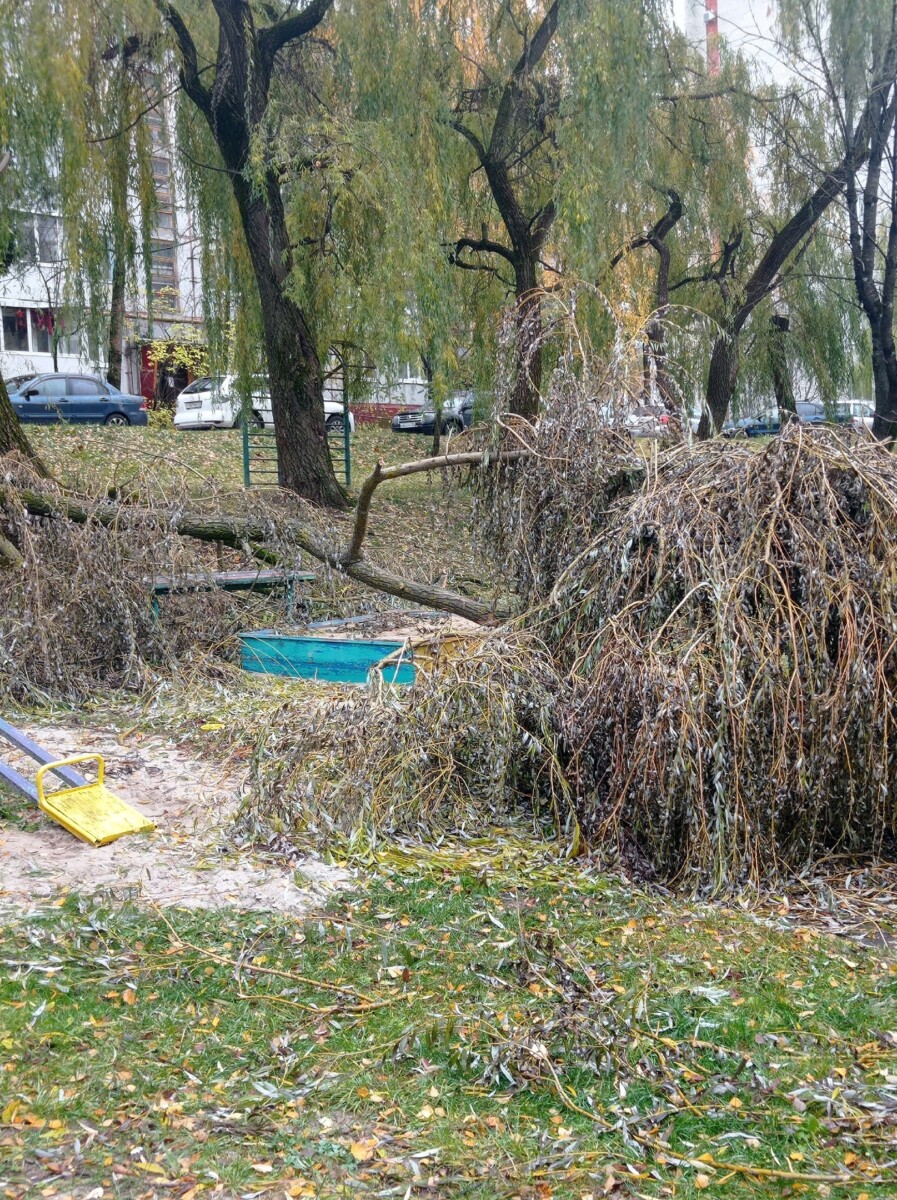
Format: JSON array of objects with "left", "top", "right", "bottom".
[{"left": 242, "top": 403, "right": 351, "bottom": 490}]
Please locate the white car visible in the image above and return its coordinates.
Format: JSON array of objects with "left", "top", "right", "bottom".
[
  {"left": 174, "top": 374, "right": 355, "bottom": 433},
  {"left": 625, "top": 404, "right": 671, "bottom": 437},
  {"left": 837, "top": 399, "right": 874, "bottom": 431}
]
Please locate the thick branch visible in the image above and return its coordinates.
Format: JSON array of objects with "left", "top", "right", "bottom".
[
  {"left": 492, "top": 0, "right": 562, "bottom": 162},
  {"left": 258, "top": 0, "right": 333, "bottom": 67},
  {"left": 0, "top": 531, "right": 22, "bottom": 568},
  {"left": 452, "top": 234, "right": 517, "bottom": 266},
  {"left": 610, "top": 190, "right": 682, "bottom": 269},
  {"left": 5, "top": 472, "right": 521, "bottom": 623},
  {"left": 347, "top": 450, "right": 528, "bottom": 565},
  {"left": 158, "top": 2, "right": 211, "bottom": 115}
]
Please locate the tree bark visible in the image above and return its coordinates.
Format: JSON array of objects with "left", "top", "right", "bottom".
[
  {"left": 769, "top": 313, "right": 796, "bottom": 422},
  {"left": 845, "top": 85, "right": 897, "bottom": 441},
  {"left": 106, "top": 251, "right": 126, "bottom": 389},
  {"left": 512, "top": 255, "right": 542, "bottom": 420},
  {"left": 692, "top": 46, "right": 896, "bottom": 437},
  {"left": 696, "top": 333, "right": 739, "bottom": 437},
  {"left": 450, "top": 2, "right": 561, "bottom": 420},
  {"left": 162, "top": 0, "right": 345, "bottom": 507},
  {"left": 0, "top": 373, "right": 49, "bottom": 475},
  {"left": 232, "top": 173, "right": 344, "bottom": 505}
]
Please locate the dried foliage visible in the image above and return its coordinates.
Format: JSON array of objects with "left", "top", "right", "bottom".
[
  {"left": 472, "top": 350, "right": 648, "bottom": 611},
  {"left": 0, "top": 456, "right": 320, "bottom": 703},
  {"left": 242, "top": 632, "right": 568, "bottom": 848},
  {"left": 262, "top": 417, "right": 897, "bottom": 889},
  {"left": 548, "top": 427, "right": 897, "bottom": 885}
]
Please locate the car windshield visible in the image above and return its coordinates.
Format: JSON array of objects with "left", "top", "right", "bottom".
[
  {"left": 180, "top": 376, "right": 221, "bottom": 395},
  {"left": 6, "top": 374, "right": 37, "bottom": 393}
]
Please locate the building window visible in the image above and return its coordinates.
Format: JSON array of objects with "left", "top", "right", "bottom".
[
  {"left": 60, "top": 326, "right": 80, "bottom": 356},
  {"left": 36, "top": 215, "right": 60, "bottom": 263},
  {"left": 13, "top": 214, "right": 36, "bottom": 264},
  {"left": 2, "top": 307, "right": 29, "bottom": 352},
  {"left": 150, "top": 241, "right": 177, "bottom": 283},
  {"left": 30, "top": 308, "right": 55, "bottom": 354}
]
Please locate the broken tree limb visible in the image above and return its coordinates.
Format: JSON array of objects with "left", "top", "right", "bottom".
[
  {"left": 4, "top": 445, "right": 531, "bottom": 620},
  {"left": 0, "top": 530, "right": 23, "bottom": 568},
  {"left": 344, "top": 448, "right": 529, "bottom": 566},
  {"left": 7, "top": 487, "right": 501, "bottom": 623}
]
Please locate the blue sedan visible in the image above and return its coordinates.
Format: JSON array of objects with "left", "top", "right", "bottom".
[{"left": 7, "top": 373, "right": 148, "bottom": 425}]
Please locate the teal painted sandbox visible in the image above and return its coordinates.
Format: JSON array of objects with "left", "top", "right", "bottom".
[{"left": 240, "top": 628, "right": 416, "bottom": 685}]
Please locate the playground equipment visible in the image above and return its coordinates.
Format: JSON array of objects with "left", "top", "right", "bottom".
[
  {"left": 242, "top": 412, "right": 351, "bottom": 489},
  {"left": 151, "top": 567, "right": 316, "bottom": 618},
  {"left": 0, "top": 718, "right": 154, "bottom": 846}
]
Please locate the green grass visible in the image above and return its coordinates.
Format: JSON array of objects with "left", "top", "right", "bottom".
[
  {"left": 29, "top": 422, "right": 453, "bottom": 501},
  {"left": 1, "top": 846, "right": 895, "bottom": 1199},
  {"left": 7, "top": 424, "right": 895, "bottom": 1198}
]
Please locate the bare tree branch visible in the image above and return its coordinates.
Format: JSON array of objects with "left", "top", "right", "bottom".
[{"left": 258, "top": 0, "right": 333, "bottom": 68}]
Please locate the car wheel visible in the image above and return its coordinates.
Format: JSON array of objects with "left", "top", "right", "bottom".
[
  {"left": 238, "top": 410, "right": 264, "bottom": 430},
  {"left": 326, "top": 414, "right": 346, "bottom": 433},
  {"left": 104, "top": 413, "right": 130, "bottom": 426},
  {"left": 442, "top": 419, "right": 463, "bottom": 435}
]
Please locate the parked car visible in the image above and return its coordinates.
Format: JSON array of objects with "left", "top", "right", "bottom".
[
  {"left": 7, "top": 373, "right": 148, "bottom": 425},
  {"left": 704, "top": 401, "right": 853, "bottom": 438},
  {"left": 625, "top": 405, "right": 671, "bottom": 437},
  {"left": 837, "top": 398, "right": 875, "bottom": 431},
  {"left": 391, "top": 392, "right": 475, "bottom": 435},
  {"left": 174, "top": 374, "right": 355, "bottom": 432}
]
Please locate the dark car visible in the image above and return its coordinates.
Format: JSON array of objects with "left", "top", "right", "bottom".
[
  {"left": 391, "top": 392, "right": 475, "bottom": 435},
  {"left": 730, "top": 402, "right": 852, "bottom": 438},
  {"left": 8, "top": 373, "right": 148, "bottom": 426}
]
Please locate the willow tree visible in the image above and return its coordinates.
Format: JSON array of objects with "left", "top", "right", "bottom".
[
  {"left": 792, "top": 0, "right": 897, "bottom": 439},
  {"left": 677, "top": 0, "right": 897, "bottom": 435},
  {"left": 152, "top": 0, "right": 349, "bottom": 506}
]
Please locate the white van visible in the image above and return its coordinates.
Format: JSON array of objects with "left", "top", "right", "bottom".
[{"left": 174, "top": 375, "right": 354, "bottom": 432}]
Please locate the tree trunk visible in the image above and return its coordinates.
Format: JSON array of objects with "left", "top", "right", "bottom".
[
  {"left": 163, "top": 0, "right": 344, "bottom": 508},
  {"left": 106, "top": 252, "right": 126, "bottom": 389},
  {"left": 0, "top": 373, "right": 49, "bottom": 475},
  {"left": 697, "top": 334, "right": 739, "bottom": 438},
  {"left": 232, "top": 173, "right": 346, "bottom": 508},
  {"left": 769, "top": 314, "right": 796, "bottom": 423},
  {"left": 512, "top": 255, "right": 542, "bottom": 420},
  {"left": 422, "top": 353, "right": 442, "bottom": 458}
]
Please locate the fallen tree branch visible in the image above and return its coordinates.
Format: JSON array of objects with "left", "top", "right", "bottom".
[
  {"left": 6, "top": 488, "right": 492, "bottom": 622},
  {"left": 4, "top": 446, "right": 530, "bottom": 621},
  {"left": 0, "top": 530, "right": 23, "bottom": 568},
  {"left": 345, "top": 449, "right": 528, "bottom": 565}
]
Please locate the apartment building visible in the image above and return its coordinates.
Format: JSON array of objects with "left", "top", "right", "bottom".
[{"left": 0, "top": 88, "right": 203, "bottom": 398}]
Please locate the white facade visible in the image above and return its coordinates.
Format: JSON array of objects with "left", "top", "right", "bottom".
[
  {"left": 1, "top": 91, "right": 429, "bottom": 409},
  {"left": 0, "top": 91, "right": 203, "bottom": 395},
  {"left": 0, "top": 213, "right": 87, "bottom": 382}
]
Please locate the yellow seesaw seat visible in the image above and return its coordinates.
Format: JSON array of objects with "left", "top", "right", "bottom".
[{"left": 36, "top": 754, "right": 155, "bottom": 847}]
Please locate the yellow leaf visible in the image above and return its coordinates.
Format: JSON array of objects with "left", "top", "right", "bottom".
[
  {"left": 349, "top": 1138, "right": 377, "bottom": 1163},
  {"left": 416, "top": 1104, "right": 434, "bottom": 1119},
  {"left": 136, "top": 1163, "right": 166, "bottom": 1174},
  {"left": 844, "top": 1152, "right": 857, "bottom": 1166},
  {"left": 200, "top": 722, "right": 224, "bottom": 732},
  {"left": 728, "top": 1096, "right": 743, "bottom": 1109},
  {"left": 1, "top": 1100, "right": 21, "bottom": 1124},
  {"left": 695, "top": 1173, "right": 711, "bottom": 1189},
  {"left": 788, "top": 1151, "right": 804, "bottom": 1162},
  {"left": 121, "top": 989, "right": 137, "bottom": 1006}
]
